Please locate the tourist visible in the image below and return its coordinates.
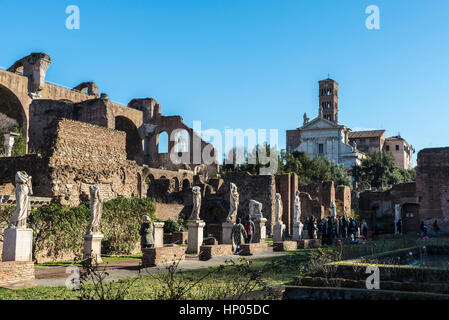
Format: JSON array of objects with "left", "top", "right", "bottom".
[
  {"left": 432, "top": 220, "right": 440, "bottom": 233},
  {"left": 139, "top": 215, "right": 154, "bottom": 249},
  {"left": 308, "top": 216, "right": 318, "bottom": 239},
  {"left": 349, "top": 218, "right": 357, "bottom": 243},
  {"left": 332, "top": 217, "right": 339, "bottom": 239},
  {"left": 304, "top": 217, "right": 309, "bottom": 238},
  {"left": 396, "top": 219, "right": 402, "bottom": 235},
  {"left": 361, "top": 219, "right": 368, "bottom": 239},
  {"left": 420, "top": 221, "right": 428, "bottom": 237},
  {"left": 244, "top": 218, "right": 255, "bottom": 244},
  {"left": 342, "top": 216, "right": 348, "bottom": 239},
  {"left": 327, "top": 216, "right": 334, "bottom": 245},
  {"left": 231, "top": 218, "right": 247, "bottom": 254}
]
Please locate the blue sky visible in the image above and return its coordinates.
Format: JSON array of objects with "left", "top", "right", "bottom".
[{"left": 1, "top": 0, "right": 448, "bottom": 166}]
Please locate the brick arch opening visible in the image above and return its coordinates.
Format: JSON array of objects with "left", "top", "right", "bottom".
[
  {"left": 0, "top": 84, "right": 27, "bottom": 146},
  {"left": 115, "top": 116, "right": 143, "bottom": 164}
]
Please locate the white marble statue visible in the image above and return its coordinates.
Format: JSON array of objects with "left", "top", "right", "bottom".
[
  {"left": 189, "top": 186, "right": 202, "bottom": 220},
  {"left": 275, "top": 193, "right": 283, "bottom": 223},
  {"left": 294, "top": 190, "right": 302, "bottom": 223},
  {"left": 86, "top": 186, "right": 103, "bottom": 235},
  {"left": 8, "top": 171, "right": 33, "bottom": 229},
  {"left": 249, "top": 199, "right": 263, "bottom": 221},
  {"left": 225, "top": 183, "right": 239, "bottom": 223},
  {"left": 330, "top": 201, "right": 336, "bottom": 217}
]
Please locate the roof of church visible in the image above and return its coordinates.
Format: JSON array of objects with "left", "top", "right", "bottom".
[{"left": 348, "top": 130, "right": 385, "bottom": 139}]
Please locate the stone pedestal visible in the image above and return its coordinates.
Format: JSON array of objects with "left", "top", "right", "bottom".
[
  {"left": 83, "top": 233, "right": 104, "bottom": 263},
  {"left": 221, "top": 222, "right": 234, "bottom": 244},
  {"left": 273, "top": 222, "right": 286, "bottom": 242},
  {"left": 187, "top": 220, "right": 205, "bottom": 254},
  {"left": 251, "top": 218, "right": 267, "bottom": 243},
  {"left": 292, "top": 222, "right": 304, "bottom": 241},
  {"left": 153, "top": 222, "right": 165, "bottom": 248},
  {"left": 2, "top": 228, "right": 33, "bottom": 262}
]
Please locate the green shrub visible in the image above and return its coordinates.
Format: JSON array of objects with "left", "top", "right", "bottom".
[
  {"left": 1, "top": 197, "right": 156, "bottom": 261},
  {"left": 163, "top": 218, "right": 185, "bottom": 233}
]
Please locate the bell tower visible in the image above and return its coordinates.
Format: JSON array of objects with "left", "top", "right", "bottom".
[{"left": 318, "top": 78, "right": 339, "bottom": 124}]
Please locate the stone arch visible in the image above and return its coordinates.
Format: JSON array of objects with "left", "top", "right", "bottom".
[
  {"left": 158, "top": 131, "right": 169, "bottom": 153},
  {"left": 0, "top": 84, "right": 27, "bottom": 145},
  {"left": 115, "top": 116, "right": 143, "bottom": 164},
  {"left": 182, "top": 179, "right": 191, "bottom": 191},
  {"left": 173, "top": 129, "right": 189, "bottom": 152},
  {"left": 172, "top": 177, "right": 180, "bottom": 192}
]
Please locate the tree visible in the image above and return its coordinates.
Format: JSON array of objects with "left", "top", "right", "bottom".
[
  {"left": 221, "top": 143, "right": 279, "bottom": 175},
  {"left": 279, "top": 151, "right": 351, "bottom": 187},
  {"left": 352, "top": 151, "right": 415, "bottom": 190}
]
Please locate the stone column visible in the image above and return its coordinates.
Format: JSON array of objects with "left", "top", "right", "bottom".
[
  {"left": 83, "top": 233, "right": 104, "bottom": 263},
  {"left": 273, "top": 221, "right": 286, "bottom": 242},
  {"left": 251, "top": 218, "right": 267, "bottom": 243},
  {"left": 3, "top": 132, "right": 18, "bottom": 157},
  {"left": 153, "top": 222, "right": 165, "bottom": 248},
  {"left": 187, "top": 220, "right": 206, "bottom": 254},
  {"left": 221, "top": 222, "right": 234, "bottom": 244},
  {"left": 292, "top": 222, "right": 304, "bottom": 241},
  {"left": 394, "top": 204, "right": 401, "bottom": 234},
  {"left": 2, "top": 228, "right": 33, "bottom": 262}
]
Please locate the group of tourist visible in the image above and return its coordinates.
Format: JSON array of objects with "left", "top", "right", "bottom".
[
  {"left": 231, "top": 217, "right": 256, "bottom": 254},
  {"left": 303, "top": 215, "right": 368, "bottom": 244}
]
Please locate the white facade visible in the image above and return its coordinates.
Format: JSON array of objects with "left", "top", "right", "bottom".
[{"left": 293, "top": 117, "right": 363, "bottom": 169}]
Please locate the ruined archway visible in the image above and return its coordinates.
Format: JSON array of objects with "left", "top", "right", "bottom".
[
  {"left": 115, "top": 116, "right": 143, "bottom": 164},
  {"left": 0, "top": 84, "right": 27, "bottom": 154}
]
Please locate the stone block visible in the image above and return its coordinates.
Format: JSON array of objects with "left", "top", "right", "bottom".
[
  {"left": 221, "top": 222, "right": 234, "bottom": 244},
  {"left": 252, "top": 218, "right": 267, "bottom": 243},
  {"left": 142, "top": 246, "right": 186, "bottom": 267},
  {"left": 83, "top": 233, "right": 104, "bottom": 263},
  {"left": 240, "top": 242, "right": 272, "bottom": 256},
  {"left": 187, "top": 220, "right": 205, "bottom": 254},
  {"left": 297, "top": 239, "right": 321, "bottom": 249},
  {"left": 292, "top": 222, "right": 303, "bottom": 241},
  {"left": 273, "top": 241, "right": 298, "bottom": 251},
  {"left": 199, "top": 244, "right": 233, "bottom": 261},
  {"left": 273, "top": 222, "right": 286, "bottom": 242},
  {"left": 2, "top": 228, "right": 33, "bottom": 262},
  {"left": 153, "top": 222, "right": 165, "bottom": 248}
]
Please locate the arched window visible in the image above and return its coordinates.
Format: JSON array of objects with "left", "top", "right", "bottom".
[
  {"left": 158, "top": 131, "right": 169, "bottom": 153},
  {"left": 175, "top": 130, "right": 189, "bottom": 152}
]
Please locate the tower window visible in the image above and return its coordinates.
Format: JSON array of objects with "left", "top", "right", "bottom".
[
  {"left": 318, "top": 143, "right": 324, "bottom": 154},
  {"left": 396, "top": 145, "right": 399, "bottom": 151}
]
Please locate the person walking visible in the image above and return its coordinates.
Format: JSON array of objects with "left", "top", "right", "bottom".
[
  {"left": 361, "top": 219, "right": 368, "bottom": 239},
  {"left": 420, "top": 221, "right": 428, "bottom": 237},
  {"left": 327, "top": 217, "right": 334, "bottom": 245},
  {"left": 139, "top": 215, "right": 154, "bottom": 249},
  {"left": 244, "top": 218, "right": 255, "bottom": 244},
  {"left": 232, "top": 218, "right": 247, "bottom": 254},
  {"left": 342, "top": 216, "right": 348, "bottom": 239}
]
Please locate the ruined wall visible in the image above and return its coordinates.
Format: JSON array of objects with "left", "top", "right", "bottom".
[
  {"left": 44, "top": 119, "right": 142, "bottom": 205},
  {"left": 359, "top": 182, "right": 418, "bottom": 233},
  {"left": 416, "top": 147, "right": 449, "bottom": 232},
  {"left": 336, "top": 185, "right": 351, "bottom": 217},
  {"left": 202, "top": 172, "right": 276, "bottom": 234}
]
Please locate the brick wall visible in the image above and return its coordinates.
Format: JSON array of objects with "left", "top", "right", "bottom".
[
  {"left": 142, "top": 246, "right": 186, "bottom": 267},
  {"left": 416, "top": 148, "right": 449, "bottom": 232},
  {"left": 336, "top": 185, "right": 351, "bottom": 217},
  {"left": 0, "top": 261, "right": 35, "bottom": 286}
]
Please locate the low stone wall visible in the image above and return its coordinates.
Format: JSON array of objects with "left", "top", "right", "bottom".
[
  {"left": 0, "top": 261, "right": 35, "bottom": 286},
  {"left": 199, "top": 244, "right": 233, "bottom": 261},
  {"left": 240, "top": 243, "right": 272, "bottom": 256},
  {"left": 273, "top": 241, "right": 297, "bottom": 251},
  {"left": 297, "top": 239, "right": 321, "bottom": 249},
  {"left": 283, "top": 286, "right": 449, "bottom": 300},
  {"left": 142, "top": 246, "right": 186, "bottom": 267}
]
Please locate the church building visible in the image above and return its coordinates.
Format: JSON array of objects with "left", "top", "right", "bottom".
[{"left": 286, "top": 78, "right": 364, "bottom": 169}]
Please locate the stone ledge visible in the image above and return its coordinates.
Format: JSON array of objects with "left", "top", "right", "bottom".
[
  {"left": 273, "top": 241, "right": 298, "bottom": 251},
  {"left": 199, "top": 244, "right": 233, "bottom": 261},
  {"left": 142, "top": 246, "right": 186, "bottom": 267},
  {"left": 240, "top": 242, "right": 272, "bottom": 256},
  {"left": 0, "top": 261, "right": 35, "bottom": 286},
  {"left": 297, "top": 239, "right": 321, "bottom": 249}
]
